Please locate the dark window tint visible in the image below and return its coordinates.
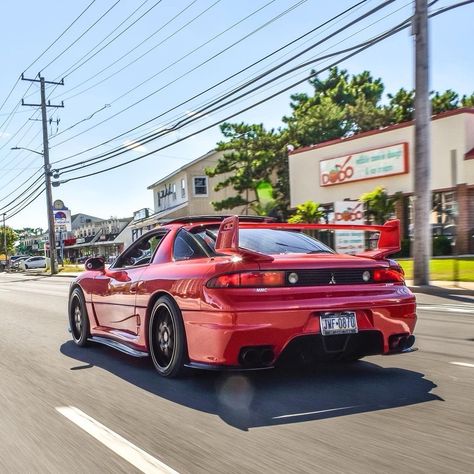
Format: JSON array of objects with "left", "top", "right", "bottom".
[
  {"left": 239, "top": 229, "right": 333, "bottom": 254},
  {"left": 174, "top": 230, "right": 208, "bottom": 261},
  {"left": 192, "top": 228, "right": 333, "bottom": 255}
]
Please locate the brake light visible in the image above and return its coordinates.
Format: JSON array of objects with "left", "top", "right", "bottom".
[
  {"left": 207, "top": 271, "right": 285, "bottom": 288},
  {"left": 373, "top": 267, "right": 405, "bottom": 283}
]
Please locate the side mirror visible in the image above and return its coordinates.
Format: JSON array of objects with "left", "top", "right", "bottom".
[{"left": 85, "top": 257, "right": 105, "bottom": 272}]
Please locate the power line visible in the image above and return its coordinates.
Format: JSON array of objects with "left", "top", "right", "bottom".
[
  {"left": 51, "top": 0, "right": 365, "bottom": 150},
  {"left": 53, "top": 0, "right": 223, "bottom": 103},
  {"left": 0, "top": 175, "right": 44, "bottom": 212},
  {"left": 58, "top": 0, "right": 164, "bottom": 80},
  {"left": 49, "top": 0, "right": 279, "bottom": 145},
  {"left": 54, "top": 0, "right": 394, "bottom": 168},
  {"left": 55, "top": 0, "right": 473, "bottom": 184},
  {"left": 39, "top": 0, "right": 122, "bottom": 73},
  {"left": 53, "top": 0, "right": 152, "bottom": 79},
  {"left": 0, "top": 1, "right": 97, "bottom": 115},
  {"left": 23, "top": 0, "right": 98, "bottom": 74},
  {"left": 0, "top": 76, "right": 21, "bottom": 116},
  {"left": 60, "top": 0, "right": 199, "bottom": 98},
  {"left": 1, "top": 179, "right": 45, "bottom": 214},
  {"left": 55, "top": 22, "right": 410, "bottom": 182},
  {"left": 51, "top": 0, "right": 369, "bottom": 165},
  {"left": 5, "top": 187, "right": 45, "bottom": 222},
  {"left": 52, "top": 0, "right": 306, "bottom": 141}
]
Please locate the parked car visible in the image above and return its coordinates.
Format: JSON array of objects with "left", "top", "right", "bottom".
[
  {"left": 68, "top": 215, "right": 416, "bottom": 378},
  {"left": 11, "top": 256, "right": 30, "bottom": 269},
  {"left": 9, "top": 255, "right": 28, "bottom": 264},
  {"left": 20, "top": 256, "right": 47, "bottom": 270}
]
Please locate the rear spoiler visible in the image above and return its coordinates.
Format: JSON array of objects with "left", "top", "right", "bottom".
[{"left": 215, "top": 216, "right": 400, "bottom": 260}]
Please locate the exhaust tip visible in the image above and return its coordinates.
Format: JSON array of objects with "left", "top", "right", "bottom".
[
  {"left": 240, "top": 348, "right": 259, "bottom": 366},
  {"left": 261, "top": 349, "right": 274, "bottom": 365},
  {"left": 406, "top": 335, "right": 415, "bottom": 349}
]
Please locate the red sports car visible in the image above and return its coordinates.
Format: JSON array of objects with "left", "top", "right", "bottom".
[{"left": 68, "top": 215, "right": 416, "bottom": 377}]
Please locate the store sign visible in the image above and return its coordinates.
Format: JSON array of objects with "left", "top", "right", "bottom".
[
  {"left": 54, "top": 210, "right": 72, "bottom": 232},
  {"left": 53, "top": 200, "right": 72, "bottom": 232},
  {"left": 333, "top": 201, "right": 365, "bottom": 254},
  {"left": 320, "top": 143, "right": 408, "bottom": 186},
  {"left": 133, "top": 208, "right": 149, "bottom": 221}
]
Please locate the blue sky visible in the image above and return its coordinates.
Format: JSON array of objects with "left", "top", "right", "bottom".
[{"left": 0, "top": 0, "right": 473, "bottom": 229}]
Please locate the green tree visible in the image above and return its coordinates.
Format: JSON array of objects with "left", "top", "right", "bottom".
[
  {"left": 206, "top": 122, "right": 287, "bottom": 212},
  {"left": 431, "top": 89, "right": 459, "bottom": 115},
  {"left": 387, "top": 88, "right": 415, "bottom": 123},
  {"left": 288, "top": 201, "right": 325, "bottom": 223},
  {"left": 359, "top": 186, "right": 400, "bottom": 225},
  {"left": 283, "top": 67, "right": 393, "bottom": 146},
  {"left": 461, "top": 92, "right": 474, "bottom": 107},
  {"left": 0, "top": 226, "right": 17, "bottom": 256}
]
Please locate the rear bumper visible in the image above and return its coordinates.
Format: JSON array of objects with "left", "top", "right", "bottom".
[{"left": 182, "top": 298, "right": 417, "bottom": 367}]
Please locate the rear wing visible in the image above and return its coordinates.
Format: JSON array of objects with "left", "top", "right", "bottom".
[{"left": 215, "top": 215, "right": 400, "bottom": 260}]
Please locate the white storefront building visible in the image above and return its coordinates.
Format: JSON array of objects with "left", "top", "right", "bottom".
[{"left": 289, "top": 108, "right": 474, "bottom": 254}]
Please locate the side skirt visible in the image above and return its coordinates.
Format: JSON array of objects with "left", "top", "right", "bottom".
[{"left": 89, "top": 336, "right": 149, "bottom": 358}]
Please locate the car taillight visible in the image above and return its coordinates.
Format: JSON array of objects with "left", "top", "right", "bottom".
[
  {"left": 207, "top": 271, "right": 285, "bottom": 288},
  {"left": 373, "top": 267, "right": 405, "bottom": 283}
]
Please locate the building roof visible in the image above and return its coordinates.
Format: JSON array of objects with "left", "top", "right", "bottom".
[
  {"left": 289, "top": 107, "right": 474, "bottom": 156},
  {"left": 465, "top": 147, "right": 474, "bottom": 160},
  {"left": 147, "top": 149, "right": 217, "bottom": 189}
]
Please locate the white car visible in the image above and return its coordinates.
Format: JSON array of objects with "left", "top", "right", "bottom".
[{"left": 20, "top": 256, "right": 48, "bottom": 270}]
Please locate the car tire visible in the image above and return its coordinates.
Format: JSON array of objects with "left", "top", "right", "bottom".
[
  {"left": 149, "top": 295, "right": 187, "bottom": 378},
  {"left": 69, "top": 287, "right": 90, "bottom": 347},
  {"left": 25, "top": 264, "right": 29, "bottom": 270}
]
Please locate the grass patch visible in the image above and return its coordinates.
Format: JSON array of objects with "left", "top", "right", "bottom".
[
  {"left": 398, "top": 258, "right": 474, "bottom": 282},
  {"left": 59, "top": 264, "right": 85, "bottom": 273}
]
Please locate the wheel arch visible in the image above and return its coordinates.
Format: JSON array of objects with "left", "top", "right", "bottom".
[
  {"left": 69, "top": 283, "right": 96, "bottom": 329},
  {"left": 144, "top": 290, "right": 180, "bottom": 350}
]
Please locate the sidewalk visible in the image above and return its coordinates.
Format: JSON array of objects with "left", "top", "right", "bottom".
[{"left": 406, "top": 280, "right": 474, "bottom": 296}]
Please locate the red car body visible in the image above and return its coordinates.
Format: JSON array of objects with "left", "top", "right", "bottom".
[{"left": 68, "top": 216, "right": 416, "bottom": 377}]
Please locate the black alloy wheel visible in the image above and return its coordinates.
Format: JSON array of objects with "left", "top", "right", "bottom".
[
  {"left": 149, "top": 296, "right": 187, "bottom": 378},
  {"left": 69, "top": 287, "right": 90, "bottom": 347}
]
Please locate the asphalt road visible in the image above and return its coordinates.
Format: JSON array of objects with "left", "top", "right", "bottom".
[{"left": 0, "top": 273, "right": 473, "bottom": 473}]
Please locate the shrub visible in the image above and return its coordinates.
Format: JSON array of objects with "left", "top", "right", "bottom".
[{"left": 433, "top": 235, "right": 452, "bottom": 256}]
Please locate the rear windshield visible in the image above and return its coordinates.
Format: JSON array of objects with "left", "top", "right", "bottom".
[{"left": 192, "top": 227, "right": 334, "bottom": 255}]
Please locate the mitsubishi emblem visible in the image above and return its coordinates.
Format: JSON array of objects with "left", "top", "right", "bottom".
[{"left": 329, "top": 273, "right": 336, "bottom": 285}]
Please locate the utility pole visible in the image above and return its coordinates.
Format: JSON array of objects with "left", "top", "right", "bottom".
[
  {"left": 2, "top": 213, "right": 7, "bottom": 270},
  {"left": 21, "top": 74, "right": 64, "bottom": 275},
  {"left": 413, "top": 0, "right": 431, "bottom": 286}
]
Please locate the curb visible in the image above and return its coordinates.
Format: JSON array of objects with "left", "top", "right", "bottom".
[{"left": 408, "top": 285, "right": 474, "bottom": 296}]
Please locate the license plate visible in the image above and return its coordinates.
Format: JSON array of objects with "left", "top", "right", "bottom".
[{"left": 320, "top": 311, "right": 358, "bottom": 335}]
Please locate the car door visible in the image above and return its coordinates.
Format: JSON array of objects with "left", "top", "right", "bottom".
[
  {"left": 91, "top": 231, "right": 166, "bottom": 335},
  {"left": 28, "top": 257, "right": 42, "bottom": 268}
]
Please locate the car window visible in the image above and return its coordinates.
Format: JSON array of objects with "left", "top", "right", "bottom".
[
  {"left": 192, "top": 227, "right": 334, "bottom": 255},
  {"left": 113, "top": 232, "right": 166, "bottom": 268},
  {"left": 173, "top": 230, "right": 208, "bottom": 261}
]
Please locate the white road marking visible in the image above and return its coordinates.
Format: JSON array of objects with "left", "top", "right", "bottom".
[
  {"left": 56, "top": 406, "right": 179, "bottom": 474},
  {"left": 450, "top": 362, "right": 474, "bottom": 368},
  {"left": 418, "top": 305, "right": 474, "bottom": 314},
  {"left": 273, "top": 405, "right": 358, "bottom": 419}
]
